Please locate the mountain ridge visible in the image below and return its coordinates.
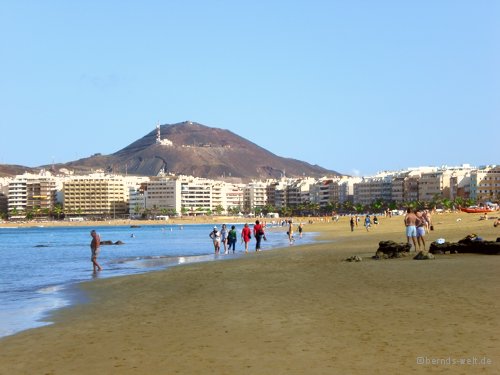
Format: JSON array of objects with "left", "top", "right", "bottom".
[{"left": 2, "top": 121, "right": 340, "bottom": 180}]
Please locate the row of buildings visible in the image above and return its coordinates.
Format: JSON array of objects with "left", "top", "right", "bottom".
[{"left": 0, "top": 164, "right": 498, "bottom": 219}]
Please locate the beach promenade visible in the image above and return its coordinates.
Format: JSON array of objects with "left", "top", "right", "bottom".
[{"left": 0, "top": 212, "right": 499, "bottom": 374}]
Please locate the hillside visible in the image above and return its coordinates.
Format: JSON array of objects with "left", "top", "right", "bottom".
[{"left": 61, "top": 121, "right": 339, "bottom": 179}]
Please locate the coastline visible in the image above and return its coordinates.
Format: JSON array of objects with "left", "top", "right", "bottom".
[
  {"left": 1, "top": 212, "right": 499, "bottom": 374},
  {"left": 0, "top": 215, "right": 288, "bottom": 228}
]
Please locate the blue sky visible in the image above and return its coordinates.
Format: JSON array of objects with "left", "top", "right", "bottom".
[{"left": 1, "top": 1, "right": 498, "bottom": 176}]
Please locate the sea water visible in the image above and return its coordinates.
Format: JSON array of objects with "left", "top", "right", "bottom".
[{"left": 0, "top": 223, "right": 314, "bottom": 338}]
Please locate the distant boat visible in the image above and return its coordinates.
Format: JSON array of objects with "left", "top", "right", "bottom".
[
  {"left": 459, "top": 206, "right": 498, "bottom": 214},
  {"left": 130, "top": 225, "right": 141, "bottom": 228}
]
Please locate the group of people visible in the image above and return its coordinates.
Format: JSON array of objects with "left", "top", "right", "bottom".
[
  {"left": 404, "top": 208, "right": 433, "bottom": 251},
  {"left": 349, "top": 215, "right": 379, "bottom": 232},
  {"left": 209, "top": 220, "right": 267, "bottom": 254}
]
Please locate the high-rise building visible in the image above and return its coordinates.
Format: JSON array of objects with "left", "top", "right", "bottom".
[{"left": 63, "top": 175, "right": 127, "bottom": 217}]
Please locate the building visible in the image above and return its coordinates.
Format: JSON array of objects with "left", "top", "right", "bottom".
[
  {"left": 7, "top": 172, "right": 58, "bottom": 218},
  {"left": 179, "top": 176, "right": 214, "bottom": 215},
  {"left": 470, "top": 165, "right": 500, "bottom": 202},
  {"left": 353, "top": 175, "right": 393, "bottom": 205},
  {"left": 143, "top": 176, "right": 181, "bottom": 215},
  {"left": 286, "top": 178, "right": 316, "bottom": 207},
  {"left": 224, "top": 182, "right": 245, "bottom": 213},
  {"left": 63, "top": 175, "right": 128, "bottom": 217},
  {"left": 244, "top": 181, "right": 267, "bottom": 212},
  {"left": 310, "top": 178, "right": 339, "bottom": 208}
]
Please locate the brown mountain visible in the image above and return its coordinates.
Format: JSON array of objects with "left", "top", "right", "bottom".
[
  {"left": 0, "top": 164, "right": 36, "bottom": 177},
  {"left": 60, "top": 121, "right": 339, "bottom": 179}
]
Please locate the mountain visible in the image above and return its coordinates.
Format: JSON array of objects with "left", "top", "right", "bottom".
[
  {"left": 0, "top": 164, "right": 36, "bottom": 177},
  {"left": 59, "top": 121, "right": 340, "bottom": 179}
]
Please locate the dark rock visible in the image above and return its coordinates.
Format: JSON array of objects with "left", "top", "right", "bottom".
[
  {"left": 373, "top": 241, "right": 411, "bottom": 259},
  {"left": 429, "top": 236, "right": 500, "bottom": 255},
  {"left": 413, "top": 251, "right": 435, "bottom": 260},
  {"left": 345, "top": 255, "right": 362, "bottom": 262}
]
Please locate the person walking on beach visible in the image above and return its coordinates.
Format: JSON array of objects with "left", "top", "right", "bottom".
[
  {"left": 287, "top": 220, "right": 295, "bottom": 245},
  {"left": 404, "top": 208, "right": 418, "bottom": 251},
  {"left": 298, "top": 223, "right": 303, "bottom": 238},
  {"left": 228, "top": 225, "right": 237, "bottom": 253},
  {"left": 350, "top": 216, "right": 355, "bottom": 232},
  {"left": 416, "top": 210, "right": 427, "bottom": 251},
  {"left": 253, "top": 220, "right": 265, "bottom": 252},
  {"left": 90, "top": 230, "right": 102, "bottom": 273},
  {"left": 220, "top": 224, "right": 229, "bottom": 254},
  {"left": 364, "top": 215, "right": 371, "bottom": 232},
  {"left": 209, "top": 226, "right": 221, "bottom": 254},
  {"left": 423, "top": 209, "right": 432, "bottom": 232},
  {"left": 241, "top": 223, "right": 251, "bottom": 253}
]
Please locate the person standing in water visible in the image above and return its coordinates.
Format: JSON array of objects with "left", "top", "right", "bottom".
[
  {"left": 90, "top": 230, "right": 102, "bottom": 273},
  {"left": 241, "top": 223, "right": 251, "bottom": 253},
  {"left": 227, "top": 225, "right": 237, "bottom": 253},
  {"left": 253, "top": 220, "right": 265, "bottom": 252},
  {"left": 287, "top": 220, "right": 295, "bottom": 245},
  {"left": 209, "top": 226, "right": 221, "bottom": 254},
  {"left": 220, "top": 224, "right": 229, "bottom": 254}
]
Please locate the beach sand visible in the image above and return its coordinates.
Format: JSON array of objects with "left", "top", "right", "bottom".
[{"left": 0, "top": 212, "right": 499, "bottom": 374}]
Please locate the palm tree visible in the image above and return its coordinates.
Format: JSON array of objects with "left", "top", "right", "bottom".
[
  {"left": 8, "top": 207, "right": 19, "bottom": 220},
  {"left": 342, "top": 200, "right": 354, "bottom": 213},
  {"left": 53, "top": 204, "right": 64, "bottom": 220},
  {"left": 214, "top": 204, "right": 224, "bottom": 216}
]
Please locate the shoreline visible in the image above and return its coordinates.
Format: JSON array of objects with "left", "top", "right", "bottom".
[
  {"left": 0, "top": 222, "right": 319, "bottom": 339},
  {"left": 1, "top": 212, "right": 499, "bottom": 374},
  {"left": 0, "top": 214, "right": 343, "bottom": 229}
]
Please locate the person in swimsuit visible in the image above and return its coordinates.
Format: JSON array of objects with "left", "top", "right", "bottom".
[{"left": 90, "top": 230, "right": 102, "bottom": 273}]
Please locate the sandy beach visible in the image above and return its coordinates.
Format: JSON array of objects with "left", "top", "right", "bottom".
[{"left": 0, "top": 212, "right": 499, "bottom": 374}]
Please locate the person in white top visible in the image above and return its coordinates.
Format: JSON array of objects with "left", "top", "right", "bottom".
[{"left": 209, "top": 226, "right": 221, "bottom": 254}]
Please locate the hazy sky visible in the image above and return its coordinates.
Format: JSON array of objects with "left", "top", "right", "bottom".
[{"left": 1, "top": 1, "right": 498, "bottom": 176}]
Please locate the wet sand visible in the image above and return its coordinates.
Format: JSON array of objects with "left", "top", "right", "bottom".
[{"left": 0, "top": 212, "right": 499, "bottom": 374}]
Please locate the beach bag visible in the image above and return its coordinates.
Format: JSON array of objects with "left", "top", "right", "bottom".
[{"left": 257, "top": 228, "right": 264, "bottom": 236}]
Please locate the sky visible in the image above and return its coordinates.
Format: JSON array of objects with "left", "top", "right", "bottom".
[{"left": 1, "top": 1, "right": 498, "bottom": 177}]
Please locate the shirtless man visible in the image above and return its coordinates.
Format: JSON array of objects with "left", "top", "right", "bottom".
[
  {"left": 404, "top": 208, "right": 418, "bottom": 251},
  {"left": 90, "top": 230, "right": 102, "bottom": 272}
]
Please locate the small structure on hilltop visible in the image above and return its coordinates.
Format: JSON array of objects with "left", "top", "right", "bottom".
[{"left": 156, "top": 124, "right": 173, "bottom": 146}]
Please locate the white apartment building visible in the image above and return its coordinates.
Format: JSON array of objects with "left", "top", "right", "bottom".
[
  {"left": 266, "top": 179, "right": 288, "bottom": 209},
  {"left": 287, "top": 177, "right": 316, "bottom": 206},
  {"left": 179, "top": 176, "right": 213, "bottom": 215},
  {"left": 7, "top": 172, "right": 58, "bottom": 217},
  {"left": 353, "top": 175, "right": 393, "bottom": 205},
  {"left": 245, "top": 181, "right": 267, "bottom": 212},
  {"left": 143, "top": 177, "right": 181, "bottom": 214},
  {"left": 310, "top": 178, "right": 339, "bottom": 208},
  {"left": 224, "top": 182, "right": 245, "bottom": 212},
  {"left": 338, "top": 176, "right": 360, "bottom": 203}
]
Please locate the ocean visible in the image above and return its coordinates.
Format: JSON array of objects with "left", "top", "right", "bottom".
[{"left": 0, "top": 222, "right": 314, "bottom": 338}]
